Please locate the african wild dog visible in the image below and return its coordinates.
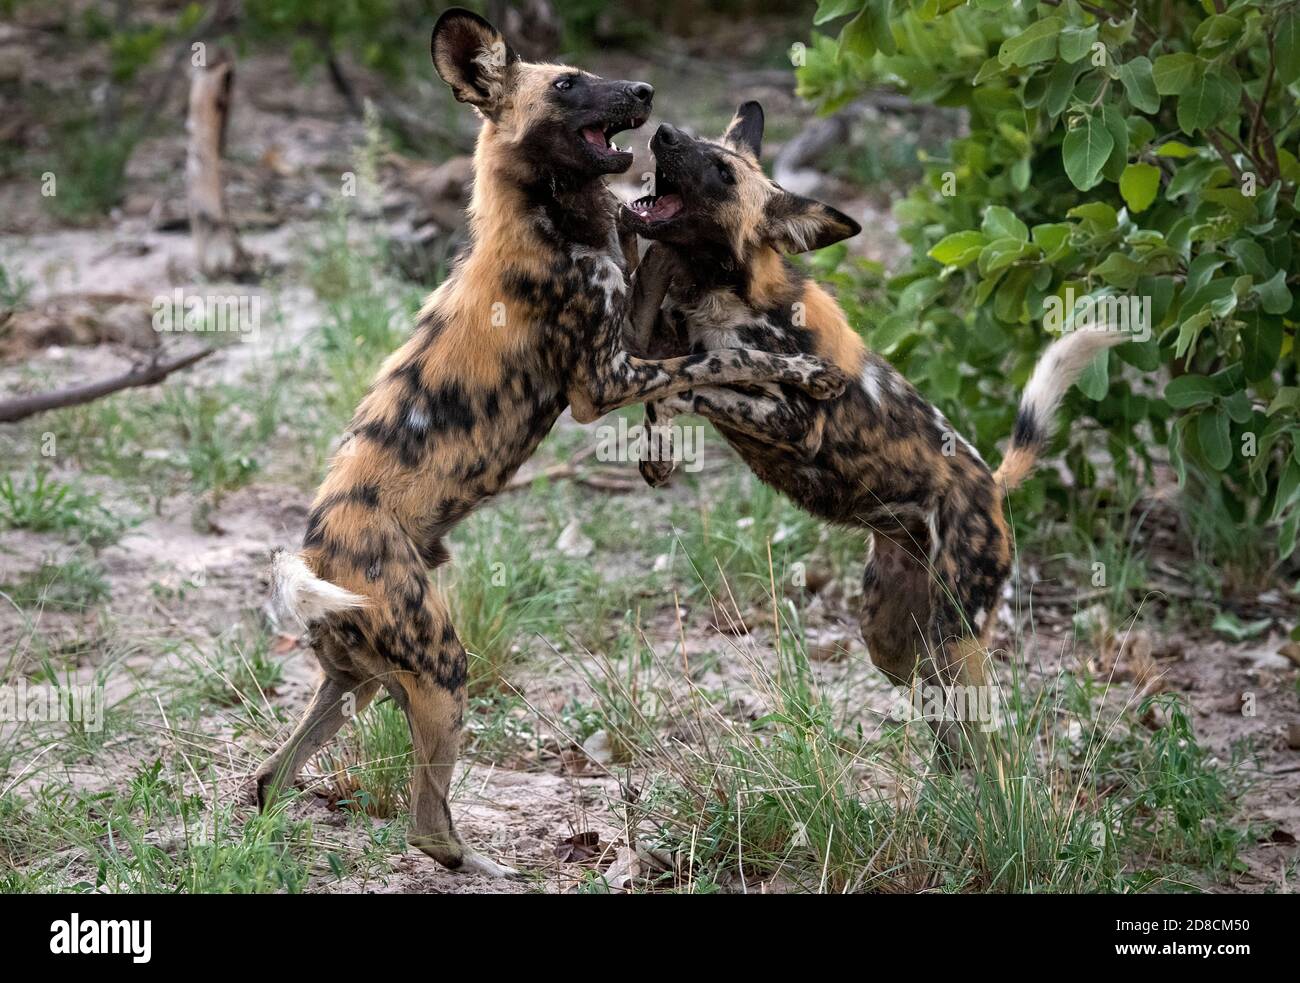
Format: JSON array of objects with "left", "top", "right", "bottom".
[
  {"left": 255, "top": 17, "right": 848, "bottom": 877},
  {"left": 621, "top": 103, "right": 1128, "bottom": 758}
]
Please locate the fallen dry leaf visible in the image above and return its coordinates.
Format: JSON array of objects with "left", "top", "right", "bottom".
[{"left": 553, "top": 831, "right": 607, "bottom": 864}]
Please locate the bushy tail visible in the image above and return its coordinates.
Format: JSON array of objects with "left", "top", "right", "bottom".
[
  {"left": 993, "top": 329, "right": 1129, "bottom": 491},
  {"left": 268, "top": 548, "right": 367, "bottom": 629}
]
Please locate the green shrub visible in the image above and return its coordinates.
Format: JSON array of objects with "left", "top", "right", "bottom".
[{"left": 798, "top": 0, "right": 1299, "bottom": 572}]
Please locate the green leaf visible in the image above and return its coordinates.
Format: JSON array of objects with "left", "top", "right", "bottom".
[
  {"left": 998, "top": 16, "right": 1063, "bottom": 68},
  {"left": 1273, "top": 458, "right": 1300, "bottom": 522},
  {"left": 1044, "top": 58, "right": 1087, "bottom": 118},
  {"left": 1155, "top": 140, "right": 1196, "bottom": 158},
  {"left": 839, "top": 7, "right": 877, "bottom": 61},
  {"left": 1241, "top": 310, "right": 1283, "bottom": 382},
  {"left": 1166, "top": 158, "right": 1218, "bottom": 199},
  {"left": 1059, "top": 24, "right": 1098, "bottom": 64},
  {"left": 1010, "top": 156, "right": 1031, "bottom": 191},
  {"left": 1118, "top": 56, "right": 1160, "bottom": 114},
  {"left": 1211, "top": 611, "right": 1273, "bottom": 641},
  {"left": 1067, "top": 201, "right": 1118, "bottom": 230},
  {"left": 1152, "top": 52, "right": 1199, "bottom": 95},
  {"left": 1119, "top": 333, "right": 1161, "bottom": 371},
  {"left": 1276, "top": 7, "right": 1300, "bottom": 85},
  {"left": 1223, "top": 390, "right": 1253, "bottom": 425},
  {"left": 973, "top": 56, "right": 1006, "bottom": 85},
  {"left": 929, "top": 355, "right": 960, "bottom": 399},
  {"left": 1062, "top": 112, "right": 1113, "bottom": 191},
  {"left": 1229, "top": 239, "right": 1273, "bottom": 280},
  {"left": 928, "top": 230, "right": 986, "bottom": 267},
  {"left": 871, "top": 313, "right": 919, "bottom": 354},
  {"left": 1197, "top": 406, "right": 1232, "bottom": 470},
  {"left": 871, "top": 0, "right": 897, "bottom": 57},
  {"left": 1256, "top": 269, "right": 1293, "bottom": 315},
  {"left": 1177, "top": 72, "right": 1230, "bottom": 135},
  {"left": 1165, "top": 374, "right": 1218, "bottom": 409},
  {"left": 1267, "top": 387, "right": 1300, "bottom": 416},
  {"left": 1095, "top": 254, "right": 1143, "bottom": 289},
  {"left": 981, "top": 205, "right": 1028, "bottom": 242},
  {"left": 814, "top": 0, "right": 861, "bottom": 26},
  {"left": 839, "top": 1, "right": 896, "bottom": 61},
  {"left": 1193, "top": 14, "right": 1242, "bottom": 52},
  {"left": 978, "top": 237, "right": 1029, "bottom": 275},
  {"left": 1100, "top": 104, "right": 1129, "bottom": 182},
  {"left": 1127, "top": 116, "right": 1156, "bottom": 148},
  {"left": 1031, "top": 222, "right": 1071, "bottom": 261},
  {"left": 1077, "top": 350, "right": 1110, "bottom": 400},
  {"left": 1279, "top": 511, "right": 1298, "bottom": 562},
  {"left": 994, "top": 266, "right": 1032, "bottom": 323},
  {"left": 1119, "top": 163, "right": 1161, "bottom": 213}
]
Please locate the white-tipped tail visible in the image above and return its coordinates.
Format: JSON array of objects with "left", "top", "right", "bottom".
[
  {"left": 993, "top": 329, "right": 1129, "bottom": 490},
  {"left": 268, "top": 549, "right": 367, "bottom": 629}
]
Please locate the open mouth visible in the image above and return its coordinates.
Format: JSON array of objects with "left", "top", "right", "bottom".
[
  {"left": 578, "top": 114, "right": 646, "bottom": 161},
  {"left": 624, "top": 167, "right": 684, "bottom": 225}
]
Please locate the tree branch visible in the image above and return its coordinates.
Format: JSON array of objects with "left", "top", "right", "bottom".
[
  {"left": 1206, "top": 129, "right": 1243, "bottom": 184},
  {"left": 0, "top": 348, "right": 215, "bottom": 424}
]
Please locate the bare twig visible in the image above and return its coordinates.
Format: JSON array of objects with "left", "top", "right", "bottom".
[
  {"left": 1205, "top": 129, "right": 1244, "bottom": 183},
  {"left": 0, "top": 348, "right": 215, "bottom": 424},
  {"left": 504, "top": 439, "right": 641, "bottom": 493}
]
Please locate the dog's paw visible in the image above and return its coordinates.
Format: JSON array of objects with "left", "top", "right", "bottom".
[
  {"left": 249, "top": 770, "right": 275, "bottom": 810},
  {"left": 459, "top": 850, "right": 525, "bottom": 880},
  {"left": 639, "top": 457, "right": 675, "bottom": 488},
  {"left": 805, "top": 361, "right": 852, "bottom": 400}
]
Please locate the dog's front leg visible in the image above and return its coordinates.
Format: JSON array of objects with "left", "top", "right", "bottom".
[
  {"left": 638, "top": 385, "right": 826, "bottom": 487},
  {"left": 568, "top": 248, "right": 849, "bottom": 424},
  {"left": 682, "top": 385, "right": 827, "bottom": 458},
  {"left": 637, "top": 399, "right": 678, "bottom": 487}
]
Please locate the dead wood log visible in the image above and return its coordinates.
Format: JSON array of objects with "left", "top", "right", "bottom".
[
  {"left": 0, "top": 348, "right": 214, "bottom": 424},
  {"left": 186, "top": 49, "right": 252, "bottom": 279}
]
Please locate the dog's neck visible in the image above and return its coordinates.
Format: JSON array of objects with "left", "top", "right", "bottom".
[
  {"left": 467, "top": 129, "right": 616, "bottom": 255},
  {"left": 665, "top": 243, "right": 801, "bottom": 312}
]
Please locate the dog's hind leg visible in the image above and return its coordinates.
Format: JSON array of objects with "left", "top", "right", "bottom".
[
  {"left": 858, "top": 530, "right": 932, "bottom": 691},
  {"left": 254, "top": 655, "right": 378, "bottom": 808},
  {"left": 381, "top": 587, "right": 518, "bottom": 878},
  {"left": 921, "top": 498, "right": 1008, "bottom": 765}
]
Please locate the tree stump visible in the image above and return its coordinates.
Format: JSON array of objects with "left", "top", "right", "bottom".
[{"left": 186, "top": 49, "right": 251, "bottom": 279}]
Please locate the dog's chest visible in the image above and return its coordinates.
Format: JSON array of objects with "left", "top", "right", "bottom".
[
  {"left": 670, "top": 294, "right": 796, "bottom": 355},
  {"left": 568, "top": 244, "right": 627, "bottom": 319}
]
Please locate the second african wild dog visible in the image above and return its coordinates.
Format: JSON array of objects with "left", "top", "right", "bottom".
[
  {"left": 620, "top": 103, "right": 1128, "bottom": 758},
  {"left": 256, "top": 16, "right": 850, "bottom": 877}
]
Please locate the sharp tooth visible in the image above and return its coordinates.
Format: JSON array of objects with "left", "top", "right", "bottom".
[{"left": 611, "top": 139, "right": 620, "bottom": 152}]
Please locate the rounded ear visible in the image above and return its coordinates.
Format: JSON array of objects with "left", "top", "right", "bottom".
[
  {"left": 762, "top": 191, "right": 861, "bottom": 253},
  {"left": 722, "top": 100, "right": 764, "bottom": 158},
  {"left": 431, "top": 8, "right": 518, "bottom": 114}
]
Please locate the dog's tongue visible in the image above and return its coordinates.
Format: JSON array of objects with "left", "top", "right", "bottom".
[
  {"left": 647, "top": 194, "right": 682, "bottom": 220},
  {"left": 582, "top": 126, "right": 608, "bottom": 149}
]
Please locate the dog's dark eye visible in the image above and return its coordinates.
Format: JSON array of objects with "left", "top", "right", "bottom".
[
  {"left": 554, "top": 77, "right": 572, "bottom": 91},
  {"left": 716, "top": 162, "right": 734, "bottom": 185}
]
